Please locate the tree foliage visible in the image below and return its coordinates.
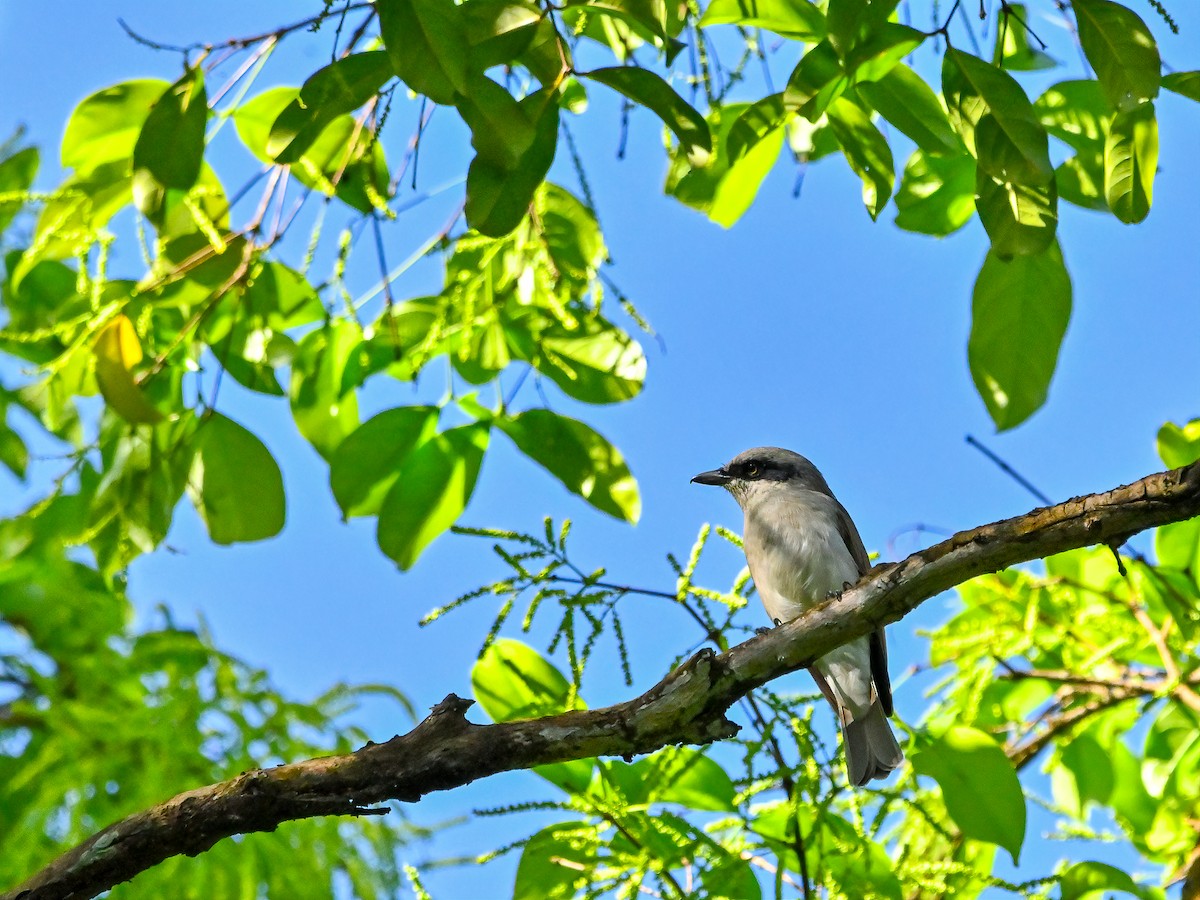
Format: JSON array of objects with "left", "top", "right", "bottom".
[{"left": 0, "top": 0, "right": 1198, "bottom": 897}]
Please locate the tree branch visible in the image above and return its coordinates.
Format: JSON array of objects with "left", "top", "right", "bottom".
[{"left": 8, "top": 461, "right": 1200, "bottom": 900}]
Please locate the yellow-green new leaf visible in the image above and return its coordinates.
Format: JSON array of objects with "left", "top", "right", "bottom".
[
  {"left": 93, "top": 315, "right": 165, "bottom": 425},
  {"left": 61, "top": 80, "right": 169, "bottom": 173},
  {"left": 289, "top": 321, "right": 362, "bottom": 460},
  {"left": 189, "top": 413, "right": 286, "bottom": 544},
  {"left": 894, "top": 149, "right": 975, "bottom": 236},
  {"left": 498, "top": 409, "right": 640, "bottom": 522},
  {"left": 1104, "top": 101, "right": 1158, "bottom": 224},
  {"left": 968, "top": 242, "right": 1071, "bottom": 431},
  {"left": 377, "top": 423, "right": 489, "bottom": 569}
]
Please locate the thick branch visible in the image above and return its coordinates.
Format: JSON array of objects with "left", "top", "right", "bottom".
[{"left": 9, "top": 461, "right": 1200, "bottom": 900}]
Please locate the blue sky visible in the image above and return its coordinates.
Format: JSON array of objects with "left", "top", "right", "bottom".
[{"left": 2, "top": 0, "right": 1199, "bottom": 895}]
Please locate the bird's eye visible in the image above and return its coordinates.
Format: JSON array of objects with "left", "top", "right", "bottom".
[{"left": 746, "top": 463, "right": 760, "bottom": 477}]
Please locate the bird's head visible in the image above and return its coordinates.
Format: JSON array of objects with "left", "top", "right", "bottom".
[{"left": 691, "top": 446, "right": 832, "bottom": 507}]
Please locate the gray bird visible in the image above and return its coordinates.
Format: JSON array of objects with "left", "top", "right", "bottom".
[{"left": 692, "top": 447, "right": 903, "bottom": 786}]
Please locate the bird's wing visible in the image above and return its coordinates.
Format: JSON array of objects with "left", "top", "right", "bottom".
[{"left": 833, "top": 498, "right": 894, "bottom": 717}]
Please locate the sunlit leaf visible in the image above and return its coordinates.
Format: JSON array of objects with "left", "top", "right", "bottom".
[
  {"left": 858, "top": 63, "right": 961, "bottom": 156},
  {"left": 133, "top": 67, "right": 207, "bottom": 197},
  {"left": 330, "top": 407, "right": 440, "bottom": 519},
  {"left": 699, "top": 0, "right": 825, "bottom": 39},
  {"left": 512, "top": 823, "right": 594, "bottom": 900},
  {"left": 943, "top": 48, "right": 1052, "bottom": 187},
  {"left": 498, "top": 409, "right": 639, "bottom": 521},
  {"left": 93, "top": 315, "right": 165, "bottom": 425},
  {"left": 911, "top": 726, "right": 1026, "bottom": 863},
  {"left": 610, "top": 747, "right": 736, "bottom": 811},
  {"left": 826, "top": 96, "right": 894, "bottom": 219},
  {"left": 1059, "top": 861, "right": 1145, "bottom": 900},
  {"left": 968, "top": 242, "right": 1071, "bottom": 430},
  {"left": 289, "top": 321, "right": 361, "bottom": 460},
  {"left": 1162, "top": 71, "right": 1200, "bottom": 103},
  {"left": 267, "top": 51, "right": 391, "bottom": 163},
  {"left": 188, "top": 413, "right": 285, "bottom": 544},
  {"left": 1104, "top": 101, "right": 1157, "bottom": 224},
  {"left": 377, "top": 423, "right": 489, "bottom": 569},
  {"left": 377, "top": 0, "right": 470, "bottom": 105},
  {"left": 1072, "top": 0, "right": 1160, "bottom": 111},
  {"left": 975, "top": 167, "right": 1057, "bottom": 257},
  {"left": 584, "top": 67, "right": 712, "bottom": 165},
  {"left": 783, "top": 41, "right": 846, "bottom": 120},
  {"left": 61, "top": 79, "right": 168, "bottom": 172},
  {"left": 1034, "top": 80, "right": 1112, "bottom": 152},
  {"left": 507, "top": 314, "right": 645, "bottom": 403},
  {"left": 894, "top": 150, "right": 975, "bottom": 236},
  {"left": 992, "top": 4, "right": 1056, "bottom": 71},
  {"left": 0, "top": 146, "right": 39, "bottom": 235}
]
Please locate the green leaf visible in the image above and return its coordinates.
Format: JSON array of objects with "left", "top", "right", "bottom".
[
  {"left": 267, "top": 51, "right": 392, "bottom": 163},
  {"left": 1055, "top": 149, "right": 1108, "bottom": 211},
  {"left": 616, "top": 747, "right": 736, "bottom": 811},
  {"left": 377, "top": 0, "right": 470, "bottom": 105},
  {"left": 847, "top": 23, "right": 923, "bottom": 83},
  {"left": 61, "top": 79, "right": 169, "bottom": 172},
  {"left": 1157, "top": 420, "right": 1200, "bottom": 469},
  {"left": 497, "top": 409, "right": 640, "bottom": 521},
  {"left": 1162, "top": 71, "right": 1200, "bottom": 103},
  {"left": 507, "top": 314, "right": 646, "bottom": 403},
  {"left": 330, "top": 407, "right": 440, "bottom": 519},
  {"left": 783, "top": 41, "right": 846, "bottom": 120},
  {"left": 512, "top": 824, "right": 593, "bottom": 900},
  {"left": 911, "top": 726, "right": 1026, "bottom": 863},
  {"left": 1034, "top": 80, "right": 1112, "bottom": 152},
  {"left": 1155, "top": 519, "right": 1200, "bottom": 575},
  {"left": 377, "top": 423, "right": 489, "bottom": 569},
  {"left": 472, "top": 637, "right": 580, "bottom": 720},
  {"left": 463, "top": 0, "right": 547, "bottom": 70},
  {"left": 465, "top": 89, "right": 560, "bottom": 236},
  {"left": 992, "top": 4, "right": 1056, "bottom": 71},
  {"left": 1104, "top": 101, "right": 1157, "bottom": 224},
  {"left": 567, "top": 0, "right": 669, "bottom": 40},
  {"left": 825, "top": 0, "right": 900, "bottom": 59},
  {"left": 458, "top": 74, "right": 538, "bottom": 171},
  {"left": 188, "top": 413, "right": 286, "bottom": 544},
  {"left": 705, "top": 98, "right": 789, "bottom": 227},
  {"left": 826, "top": 96, "right": 894, "bottom": 219},
  {"left": 893, "top": 150, "right": 975, "bottom": 236},
  {"left": 975, "top": 167, "right": 1058, "bottom": 257},
  {"left": 132, "top": 67, "right": 208, "bottom": 214},
  {"left": 858, "top": 63, "right": 961, "bottom": 156},
  {"left": 289, "top": 321, "right": 362, "bottom": 460},
  {"left": 472, "top": 637, "right": 594, "bottom": 791},
  {"left": 943, "top": 48, "right": 1052, "bottom": 186},
  {"left": 1059, "top": 861, "right": 1144, "bottom": 900},
  {"left": 699, "top": 0, "right": 825, "bottom": 39},
  {"left": 0, "top": 146, "right": 39, "bottom": 235},
  {"left": 1072, "top": 0, "right": 1160, "bottom": 111},
  {"left": 1052, "top": 729, "right": 1114, "bottom": 817},
  {"left": 583, "top": 67, "right": 712, "bottom": 166},
  {"left": 968, "top": 242, "right": 1071, "bottom": 431}
]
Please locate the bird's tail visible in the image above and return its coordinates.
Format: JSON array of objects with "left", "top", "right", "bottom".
[{"left": 842, "top": 702, "right": 903, "bottom": 787}]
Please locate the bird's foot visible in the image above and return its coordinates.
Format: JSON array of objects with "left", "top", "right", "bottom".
[
  {"left": 825, "top": 589, "right": 842, "bottom": 601},
  {"left": 755, "top": 618, "right": 783, "bottom": 636}
]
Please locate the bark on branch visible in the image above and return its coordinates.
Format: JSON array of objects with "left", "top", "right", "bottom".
[{"left": 9, "top": 461, "right": 1200, "bottom": 900}]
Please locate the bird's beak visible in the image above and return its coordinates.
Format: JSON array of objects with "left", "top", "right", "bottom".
[{"left": 691, "top": 467, "right": 731, "bottom": 486}]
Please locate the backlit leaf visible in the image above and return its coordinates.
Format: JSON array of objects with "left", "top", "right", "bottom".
[
  {"left": 289, "top": 321, "right": 361, "bottom": 460},
  {"left": 377, "top": 0, "right": 470, "bottom": 105},
  {"left": 61, "top": 79, "right": 168, "bottom": 172},
  {"left": 377, "top": 423, "right": 489, "bottom": 569},
  {"left": 826, "top": 96, "right": 894, "bottom": 219},
  {"left": 330, "top": 407, "right": 440, "bottom": 519},
  {"left": 975, "top": 167, "right": 1057, "bottom": 256},
  {"left": 584, "top": 67, "right": 712, "bottom": 165},
  {"left": 93, "top": 315, "right": 164, "bottom": 425},
  {"left": 911, "top": 726, "right": 1026, "bottom": 862},
  {"left": 132, "top": 67, "right": 207, "bottom": 210},
  {"left": 968, "top": 242, "right": 1071, "bottom": 431},
  {"left": 188, "top": 413, "right": 285, "bottom": 544},
  {"left": 1072, "top": 0, "right": 1160, "bottom": 111},
  {"left": 699, "top": 0, "right": 825, "bottom": 39},
  {"left": 498, "top": 409, "right": 640, "bottom": 521},
  {"left": 858, "top": 63, "right": 961, "bottom": 156},
  {"left": 1104, "top": 101, "right": 1157, "bottom": 223},
  {"left": 894, "top": 150, "right": 975, "bottom": 236},
  {"left": 943, "top": 48, "right": 1052, "bottom": 186},
  {"left": 267, "top": 51, "right": 392, "bottom": 163},
  {"left": 1162, "top": 71, "right": 1200, "bottom": 103}
]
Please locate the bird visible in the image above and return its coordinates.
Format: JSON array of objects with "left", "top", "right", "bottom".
[{"left": 692, "top": 446, "right": 903, "bottom": 786}]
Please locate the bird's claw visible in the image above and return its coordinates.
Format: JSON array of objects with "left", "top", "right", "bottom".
[{"left": 755, "top": 618, "right": 783, "bottom": 636}]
